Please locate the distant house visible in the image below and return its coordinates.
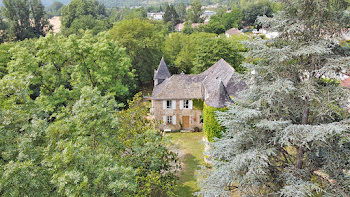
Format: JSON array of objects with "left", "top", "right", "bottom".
[
  {"left": 151, "top": 58, "right": 246, "bottom": 131},
  {"left": 225, "top": 28, "right": 243, "bottom": 37},
  {"left": 175, "top": 23, "right": 202, "bottom": 32},
  {"left": 175, "top": 23, "right": 184, "bottom": 32},
  {"left": 202, "top": 10, "right": 216, "bottom": 19},
  {"left": 252, "top": 28, "right": 279, "bottom": 39},
  {"left": 147, "top": 12, "right": 164, "bottom": 20}
]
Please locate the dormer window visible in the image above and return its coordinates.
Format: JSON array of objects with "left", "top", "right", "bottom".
[
  {"left": 166, "top": 100, "right": 172, "bottom": 109},
  {"left": 180, "top": 100, "right": 192, "bottom": 109},
  {"left": 183, "top": 100, "right": 189, "bottom": 108}
]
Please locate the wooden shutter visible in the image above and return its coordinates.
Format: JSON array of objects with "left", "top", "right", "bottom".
[
  {"left": 180, "top": 100, "right": 183, "bottom": 109},
  {"left": 163, "top": 116, "right": 167, "bottom": 123},
  {"left": 172, "top": 115, "right": 176, "bottom": 125},
  {"left": 172, "top": 100, "right": 176, "bottom": 109},
  {"left": 189, "top": 100, "right": 193, "bottom": 109},
  {"left": 163, "top": 100, "right": 166, "bottom": 109}
]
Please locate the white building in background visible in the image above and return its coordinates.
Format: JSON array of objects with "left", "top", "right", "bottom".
[
  {"left": 253, "top": 29, "right": 279, "bottom": 39},
  {"left": 147, "top": 12, "right": 164, "bottom": 20},
  {"left": 202, "top": 10, "right": 216, "bottom": 18}
]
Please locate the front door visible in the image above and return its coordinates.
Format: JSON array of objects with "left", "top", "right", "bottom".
[{"left": 182, "top": 116, "right": 190, "bottom": 129}]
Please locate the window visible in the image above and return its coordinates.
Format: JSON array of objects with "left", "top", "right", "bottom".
[
  {"left": 183, "top": 100, "right": 189, "bottom": 108},
  {"left": 167, "top": 116, "right": 172, "bottom": 124},
  {"left": 200, "top": 115, "right": 203, "bottom": 123},
  {"left": 166, "top": 100, "right": 172, "bottom": 109}
]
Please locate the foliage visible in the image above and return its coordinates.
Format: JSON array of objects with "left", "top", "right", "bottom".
[
  {"left": 203, "top": 103, "right": 226, "bottom": 142},
  {"left": 192, "top": 37, "right": 245, "bottom": 74},
  {"left": 8, "top": 31, "right": 136, "bottom": 109},
  {"left": 164, "top": 4, "right": 181, "bottom": 32},
  {"left": 203, "top": 8, "right": 243, "bottom": 34},
  {"left": 0, "top": 42, "right": 15, "bottom": 79},
  {"left": 61, "top": 0, "right": 107, "bottom": 35},
  {"left": 164, "top": 32, "right": 245, "bottom": 74},
  {"left": 108, "top": 7, "right": 147, "bottom": 22},
  {"left": 198, "top": 0, "right": 350, "bottom": 196},
  {"left": 0, "top": 48, "right": 177, "bottom": 196},
  {"left": 163, "top": 32, "right": 217, "bottom": 74},
  {"left": 176, "top": 2, "right": 187, "bottom": 22},
  {"left": 63, "top": 15, "right": 109, "bottom": 35},
  {"left": 242, "top": 0, "right": 274, "bottom": 27},
  {"left": 193, "top": 99, "right": 204, "bottom": 110},
  {"left": 187, "top": 0, "right": 204, "bottom": 23},
  {"left": 110, "top": 18, "right": 167, "bottom": 86},
  {"left": 117, "top": 92, "right": 154, "bottom": 147},
  {"left": 2, "top": 0, "right": 51, "bottom": 41}
]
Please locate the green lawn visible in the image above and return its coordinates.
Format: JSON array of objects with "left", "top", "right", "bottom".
[{"left": 167, "top": 132, "right": 205, "bottom": 197}]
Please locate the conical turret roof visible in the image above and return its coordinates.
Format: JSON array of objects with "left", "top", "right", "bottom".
[{"left": 154, "top": 57, "right": 171, "bottom": 80}]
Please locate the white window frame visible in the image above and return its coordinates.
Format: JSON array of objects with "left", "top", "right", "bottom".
[{"left": 167, "top": 116, "right": 172, "bottom": 124}]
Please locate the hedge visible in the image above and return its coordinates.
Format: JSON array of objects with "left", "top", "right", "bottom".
[{"left": 203, "top": 103, "right": 227, "bottom": 142}]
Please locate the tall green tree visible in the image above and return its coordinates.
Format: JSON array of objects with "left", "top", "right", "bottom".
[
  {"left": 31, "top": 0, "right": 50, "bottom": 36},
  {"left": 198, "top": 0, "right": 350, "bottom": 196},
  {"left": 193, "top": 37, "right": 245, "bottom": 73},
  {"left": 176, "top": 2, "right": 187, "bottom": 22},
  {"left": 0, "top": 32, "right": 177, "bottom": 196},
  {"left": 187, "top": 0, "right": 204, "bottom": 23},
  {"left": 61, "top": 0, "right": 107, "bottom": 35},
  {"left": 242, "top": 0, "right": 274, "bottom": 27},
  {"left": 164, "top": 4, "right": 181, "bottom": 32},
  {"left": 163, "top": 32, "right": 218, "bottom": 74},
  {"left": 110, "top": 18, "right": 167, "bottom": 86},
  {"left": 203, "top": 8, "right": 243, "bottom": 34},
  {"left": 2, "top": 0, "right": 51, "bottom": 41}
]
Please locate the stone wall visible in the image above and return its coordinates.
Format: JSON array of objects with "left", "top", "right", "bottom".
[{"left": 152, "top": 99, "right": 203, "bottom": 131}]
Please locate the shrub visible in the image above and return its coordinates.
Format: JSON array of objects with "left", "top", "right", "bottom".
[{"left": 202, "top": 103, "right": 226, "bottom": 141}]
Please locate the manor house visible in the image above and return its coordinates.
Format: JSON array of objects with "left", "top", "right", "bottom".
[{"left": 151, "top": 58, "right": 246, "bottom": 131}]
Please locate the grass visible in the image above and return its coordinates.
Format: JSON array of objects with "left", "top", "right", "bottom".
[{"left": 167, "top": 132, "right": 205, "bottom": 197}]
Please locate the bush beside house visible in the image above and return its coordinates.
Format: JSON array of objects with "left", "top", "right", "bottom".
[{"left": 203, "top": 103, "right": 226, "bottom": 141}]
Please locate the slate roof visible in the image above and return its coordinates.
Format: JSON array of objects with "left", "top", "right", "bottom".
[
  {"left": 152, "top": 58, "right": 246, "bottom": 108},
  {"left": 205, "top": 80, "right": 234, "bottom": 108},
  {"left": 154, "top": 57, "right": 171, "bottom": 80},
  {"left": 152, "top": 74, "right": 205, "bottom": 100}
]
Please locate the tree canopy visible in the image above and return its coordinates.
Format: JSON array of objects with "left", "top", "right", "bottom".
[
  {"left": 110, "top": 18, "right": 167, "bottom": 86},
  {"left": 187, "top": 0, "right": 204, "bottom": 23},
  {"left": 0, "top": 31, "right": 177, "bottom": 196},
  {"left": 164, "top": 4, "right": 181, "bottom": 32},
  {"left": 2, "top": 0, "right": 51, "bottom": 41},
  {"left": 60, "top": 0, "right": 108, "bottom": 35},
  {"left": 163, "top": 32, "right": 245, "bottom": 74},
  {"left": 198, "top": 0, "right": 350, "bottom": 196}
]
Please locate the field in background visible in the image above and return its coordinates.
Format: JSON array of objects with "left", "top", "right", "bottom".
[{"left": 48, "top": 16, "right": 61, "bottom": 34}]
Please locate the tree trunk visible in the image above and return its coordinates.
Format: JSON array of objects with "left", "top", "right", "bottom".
[{"left": 296, "top": 98, "right": 309, "bottom": 169}]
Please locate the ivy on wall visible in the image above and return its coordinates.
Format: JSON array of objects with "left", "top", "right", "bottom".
[
  {"left": 193, "top": 99, "right": 204, "bottom": 110},
  {"left": 203, "top": 103, "right": 226, "bottom": 142}
]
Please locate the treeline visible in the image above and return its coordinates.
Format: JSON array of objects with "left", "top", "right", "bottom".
[
  {"left": 0, "top": 0, "right": 258, "bottom": 194},
  {"left": 0, "top": 1, "right": 179, "bottom": 196},
  {"left": 0, "top": 0, "right": 282, "bottom": 95}
]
